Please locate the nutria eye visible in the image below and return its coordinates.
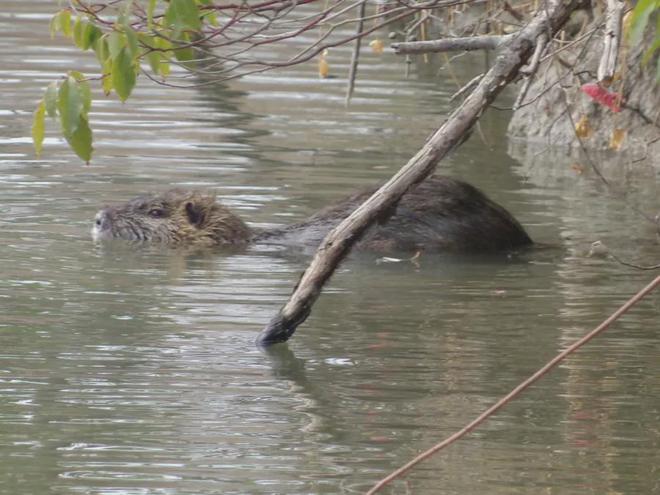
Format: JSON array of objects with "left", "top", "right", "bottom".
[{"left": 149, "top": 208, "right": 165, "bottom": 218}]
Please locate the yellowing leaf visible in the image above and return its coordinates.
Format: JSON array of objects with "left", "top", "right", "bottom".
[
  {"left": 44, "top": 82, "right": 58, "bottom": 118},
  {"left": 609, "top": 128, "right": 626, "bottom": 150},
  {"left": 73, "top": 16, "right": 84, "bottom": 47},
  {"left": 159, "top": 57, "right": 171, "bottom": 78},
  {"left": 59, "top": 9, "right": 73, "bottom": 38},
  {"left": 318, "top": 49, "right": 329, "bottom": 78},
  {"left": 112, "top": 47, "right": 137, "bottom": 102},
  {"left": 206, "top": 11, "right": 220, "bottom": 27},
  {"left": 102, "top": 73, "right": 113, "bottom": 96},
  {"left": 32, "top": 101, "right": 46, "bottom": 157},
  {"left": 369, "top": 39, "right": 384, "bottom": 55},
  {"left": 574, "top": 114, "right": 592, "bottom": 139}
]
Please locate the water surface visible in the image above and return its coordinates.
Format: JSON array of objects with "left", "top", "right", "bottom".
[{"left": 1, "top": 2, "right": 659, "bottom": 494}]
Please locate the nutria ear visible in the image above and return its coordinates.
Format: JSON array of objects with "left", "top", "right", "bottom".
[{"left": 185, "top": 201, "right": 206, "bottom": 227}]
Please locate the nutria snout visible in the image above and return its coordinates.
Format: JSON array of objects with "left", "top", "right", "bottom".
[
  {"left": 92, "top": 177, "right": 533, "bottom": 253},
  {"left": 92, "top": 188, "right": 252, "bottom": 247}
]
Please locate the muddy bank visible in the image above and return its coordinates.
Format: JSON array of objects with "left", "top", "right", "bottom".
[{"left": 507, "top": 22, "right": 659, "bottom": 165}]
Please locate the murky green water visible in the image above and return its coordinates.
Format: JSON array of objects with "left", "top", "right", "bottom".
[{"left": 1, "top": 2, "right": 659, "bottom": 494}]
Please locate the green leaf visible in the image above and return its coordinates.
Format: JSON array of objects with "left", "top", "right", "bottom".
[
  {"left": 83, "top": 23, "right": 103, "bottom": 51},
  {"left": 173, "top": 44, "right": 194, "bottom": 64},
  {"left": 102, "top": 58, "right": 113, "bottom": 95},
  {"left": 70, "top": 71, "right": 92, "bottom": 115},
  {"left": 73, "top": 16, "right": 84, "bottom": 47},
  {"left": 59, "top": 9, "right": 73, "bottom": 37},
  {"left": 156, "top": 36, "right": 173, "bottom": 51},
  {"left": 628, "top": 0, "right": 656, "bottom": 45},
  {"left": 205, "top": 11, "right": 219, "bottom": 27},
  {"left": 50, "top": 11, "right": 61, "bottom": 38},
  {"left": 32, "top": 101, "right": 46, "bottom": 157},
  {"left": 107, "top": 31, "right": 126, "bottom": 59},
  {"left": 172, "top": 31, "right": 195, "bottom": 66},
  {"left": 93, "top": 35, "right": 110, "bottom": 65},
  {"left": 112, "top": 47, "right": 137, "bottom": 102},
  {"left": 44, "top": 82, "right": 58, "bottom": 118},
  {"left": 123, "top": 23, "right": 139, "bottom": 59},
  {"left": 146, "top": 49, "right": 161, "bottom": 75},
  {"left": 159, "top": 57, "right": 171, "bottom": 77},
  {"left": 147, "top": 0, "right": 157, "bottom": 29},
  {"left": 58, "top": 76, "right": 83, "bottom": 136},
  {"left": 65, "top": 115, "right": 93, "bottom": 163},
  {"left": 166, "top": 0, "right": 202, "bottom": 31},
  {"left": 137, "top": 32, "right": 155, "bottom": 49},
  {"left": 642, "top": 37, "right": 660, "bottom": 65}
]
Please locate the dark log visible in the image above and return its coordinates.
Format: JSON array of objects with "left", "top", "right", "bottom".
[{"left": 256, "top": 0, "right": 582, "bottom": 346}]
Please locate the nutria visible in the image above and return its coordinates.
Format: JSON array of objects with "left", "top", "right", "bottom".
[{"left": 92, "top": 176, "right": 532, "bottom": 253}]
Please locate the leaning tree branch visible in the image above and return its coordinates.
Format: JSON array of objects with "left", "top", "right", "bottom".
[
  {"left": 256, "top": 0, "right": 583, "bottom": 346},
  {"left": 597, "top": 0, "right": 625, "bottom": 83},
  {"left": 391, "top": 33, "right": 513, "bottom": 54}
]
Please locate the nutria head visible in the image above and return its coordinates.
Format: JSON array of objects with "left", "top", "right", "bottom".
[{"left": 92, "top": 189, "right": 252, "bottom": 247}]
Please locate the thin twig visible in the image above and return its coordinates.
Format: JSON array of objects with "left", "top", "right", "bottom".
[
  {"left": 513, "top": 32, "right": 548, "bottom": 110},
  {"left": 345, "top": 0, "right": 367, "bottom": 105},
  {"left": 367, "top": 274, "right": 660, "bottom": 494},
  {"left": 450, "top": 73, "right": 484, "bottom": 101}
]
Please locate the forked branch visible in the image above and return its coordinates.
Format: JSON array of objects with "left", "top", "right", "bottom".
[{"left": 257, "top": 0, "right": 583, "bottom": 345}]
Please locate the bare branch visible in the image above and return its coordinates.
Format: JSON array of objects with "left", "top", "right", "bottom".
[
  {"left": 256, "top": 0, "right": 583, "bottom": 346},
  {"left": 598, "top": 0, "right": 625, "bottom": 83},
  {"left": 450, "top": 72, "right": 484, "bottom": 101},
  {"left": 391, "top": 33, "right": 513, "bottom": 54},
  {"left": 513, "top": 32, "right": 548, "bottom": 110},
  {"left": 345, "top": 0, "right": 367, "bottom": 105}
]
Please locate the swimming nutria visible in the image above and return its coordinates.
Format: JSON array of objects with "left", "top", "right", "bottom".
[{"left": 92, "top": 176, "right": 533, "bottom": 253}]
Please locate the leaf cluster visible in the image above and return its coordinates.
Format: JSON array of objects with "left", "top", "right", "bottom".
[{"left": 36, "top": 0, "right": 211, "bottom": 162}]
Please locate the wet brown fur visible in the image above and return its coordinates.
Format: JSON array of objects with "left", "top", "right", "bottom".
[
  {"left": 93, "top": 189, "right": 252, "bottom": 247},
  {"left": 93, "top": 177, "right": 533, "bottom": 253}
]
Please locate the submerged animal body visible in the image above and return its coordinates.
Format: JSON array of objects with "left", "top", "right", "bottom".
[{"left": 92, "top": 176, "right": 533, "bottom": 253}]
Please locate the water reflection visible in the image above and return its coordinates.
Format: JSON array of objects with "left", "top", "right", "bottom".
[{"left": 1, "top": 1, "right": 659, "bottom": 494}]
